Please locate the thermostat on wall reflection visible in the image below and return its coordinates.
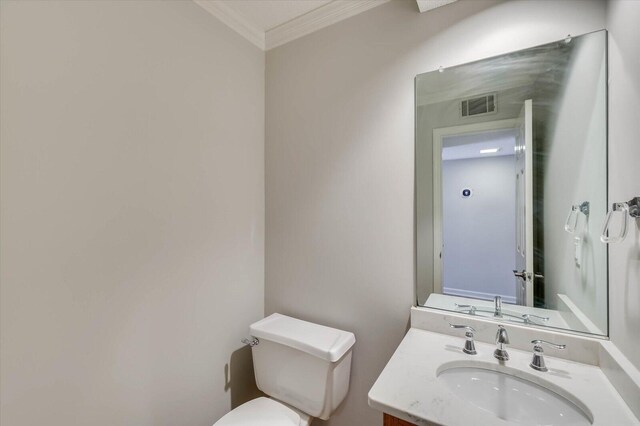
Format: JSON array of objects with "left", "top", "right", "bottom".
[{"left": 462, "top": 188, "right": 473, "bottom": 198}]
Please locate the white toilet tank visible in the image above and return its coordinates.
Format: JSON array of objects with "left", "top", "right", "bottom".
[{"left": 249, "top": 313, "right": 356, "bottom": 421}]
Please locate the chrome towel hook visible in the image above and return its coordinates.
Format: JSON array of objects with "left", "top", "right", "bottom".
[{"left": 601, "top": 197, "right": 640, "bottom": 243}]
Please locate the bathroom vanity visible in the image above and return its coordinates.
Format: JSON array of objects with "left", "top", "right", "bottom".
[
  {"left": 383, "top": 414, "right": 414, "bottom": 426},
  {"left": 369, "top": 308, "right": 640, "bottom": 425}
]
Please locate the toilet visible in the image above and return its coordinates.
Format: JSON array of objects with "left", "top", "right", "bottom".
[{"left": 214, "top": 313, "right": 356, "bottom": 425}]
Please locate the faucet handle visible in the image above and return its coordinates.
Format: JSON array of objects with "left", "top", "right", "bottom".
[
  {"left": 454, "top": 303, "right": 477, "bottom": 314},
  {"left": 522, "top": 314, "right": 550, "bottom": 324},
  {"left": 449, "top": 324, "right": 476, "bottom": 332},
  {"left": 531, "top": 339, "right": 566, "bottom": 350},
  {"left": 449, "top": 324, "right": 477, "bottom": 355},
  {"left": 530, "top": 339, "right": 566, "bottom": 372}
]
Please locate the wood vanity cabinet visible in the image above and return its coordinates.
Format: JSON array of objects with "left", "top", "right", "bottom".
[{"left": 383, "top": 413, "right": 417, "bottom": 426}]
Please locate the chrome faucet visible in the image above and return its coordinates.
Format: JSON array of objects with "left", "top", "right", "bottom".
[
  {"left": 449, "top": 324, "right": 477, "bottom": 355},
  {"left": 530, "top": 340, "right": 566, "bottom": 372},
  {"left": 494, "top": 296, "right": 502, "bottom": 317},
  {"left": 494, "top": 325, "right": 510, "bottom": 361}
]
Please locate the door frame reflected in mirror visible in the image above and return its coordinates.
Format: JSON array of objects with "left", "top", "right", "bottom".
[{"left": 432, "top": 118, "right": 519, "bottom": 297}]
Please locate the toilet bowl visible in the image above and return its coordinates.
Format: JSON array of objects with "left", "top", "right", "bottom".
[{"left": 213, "top": 313, "right": 355, "bottom": 426}]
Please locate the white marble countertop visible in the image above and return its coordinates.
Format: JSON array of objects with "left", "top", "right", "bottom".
[{"left": 368, "top": 328, "right": 639, "bottom": 426}]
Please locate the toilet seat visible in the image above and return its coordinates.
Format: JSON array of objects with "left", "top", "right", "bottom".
[{"left": 214, "top": 397, "right": 312, "bottom": 426}]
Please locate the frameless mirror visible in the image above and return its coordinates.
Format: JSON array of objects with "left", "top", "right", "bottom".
[{"left": 416, "top": 30, "right": 608, "bottom": 336}]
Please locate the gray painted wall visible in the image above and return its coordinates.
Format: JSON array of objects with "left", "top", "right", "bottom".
[
  {"left": 607, "top": 0, "right": 640, "bottom": 370},
  {"left": 265, "top": 1, "right": 606, "bottom": 424},
  {"left": 2, "top": 1, "right": 633, "bottom": 425},
  {"left": 442, "top": 155, "right": 516, "bottom": 302},
  {"left": 0, "top": 2, "right": 265, "bottom": 425}
]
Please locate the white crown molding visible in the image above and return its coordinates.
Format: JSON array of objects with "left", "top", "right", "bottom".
[
  {"left": 265, "top": 0, "right": 392, "bottom": 50},
  {"left": 416, "top": 0, "right": 458, "bottom": 13},
  {"left": 194, "top": 0, "right": 394, "bottom": 51},
  {"left": 193, "top": 0, "right": 265, "bottom": 50}
]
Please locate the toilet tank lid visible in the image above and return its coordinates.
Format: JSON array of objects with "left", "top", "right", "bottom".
[{"left": 250, "top": 314, "right": 356, "bottom": 362}]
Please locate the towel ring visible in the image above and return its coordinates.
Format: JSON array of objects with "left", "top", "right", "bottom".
[{"left": 601, "top": 197, "right": 639, "bottom": 243}]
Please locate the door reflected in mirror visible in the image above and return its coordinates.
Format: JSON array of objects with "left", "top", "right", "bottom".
[{"left": 416, "top": 30, "right": 608, "bottom": 336}]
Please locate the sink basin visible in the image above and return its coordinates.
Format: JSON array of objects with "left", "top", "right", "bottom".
[{"left": 438, "top": 363, "right": 593, "bottom": 425}]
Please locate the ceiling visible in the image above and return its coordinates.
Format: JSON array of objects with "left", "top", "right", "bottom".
[{"left": 194, "top": 0, "right": 459, "bottom": 51}]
